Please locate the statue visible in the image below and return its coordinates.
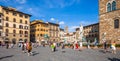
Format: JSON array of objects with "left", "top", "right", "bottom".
[{"left": 79, "top": 24, "right": 84, "bottom": 48}]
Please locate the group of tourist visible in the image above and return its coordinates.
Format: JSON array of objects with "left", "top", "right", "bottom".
[
  {"left": 103, "top": 40, "right": 116, "bottom": 54},
  {"left": 21, "top": 42, "right": 32, "bottom": 56},
  {"left": 0, "top": 40, "right": 117, "bottom": 56}
]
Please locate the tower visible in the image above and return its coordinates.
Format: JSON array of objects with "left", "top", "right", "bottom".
[
  {"left": 99, "top": 0, "right": 120, "bottom": 43},
  {"left": 65, "top": 26, "right": 68, "bottom": 33}
]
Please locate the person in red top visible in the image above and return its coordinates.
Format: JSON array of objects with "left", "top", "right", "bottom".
[{"left": 75, "top": 42, "right": 79, "bottom": 50}]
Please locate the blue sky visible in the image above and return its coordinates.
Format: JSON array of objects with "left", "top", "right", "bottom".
[{"left": 0, "top": 0, "right": 98, "bottom": 32}]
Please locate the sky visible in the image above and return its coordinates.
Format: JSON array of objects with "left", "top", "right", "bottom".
[{"left": 0, "top": 0, "right": 99, "bottom": 32}]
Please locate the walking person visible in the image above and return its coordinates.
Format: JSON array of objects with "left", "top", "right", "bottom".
[
  {"left": 6, "top": 42, "right": 9, "bottom": 49},
  {"left": 21, "top": 42, "right": 25, "bottom": 53},
  {"left": 103, "top": 40, "right": 107, "bottom": 52},
  {"left": 53, "top": 42, "right": 56, "bottom": 52},
  {"left": 26, "top": 42, "right": 32, "bottom": 56},
  {"left": 111, "top": 41, "right": 116, "bottom": 54},
  {"left": 51, "top": 43, "right": 55, "bottom": 52}
]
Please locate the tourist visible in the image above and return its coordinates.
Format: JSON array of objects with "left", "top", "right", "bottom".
[
  {"left": 6, "top": 42, "right": 9, "bottom": 49},
  {"left": 111, "top": 41, "right": 116, "bottom": 54},
  {"left": 103, "top": 40, "right": 107, "bottom": 52},
  {"left": 21, "top": 42, "right": 25, "bottom": 53},
  {"left": 53, "top": 42, "right": 56, "bottom": 51},
  {"left": 51, "top": 43, "right": 55, "bottom": 52},
  {"left": 26, "top": 42, "right": 32, "bottom": 56}
]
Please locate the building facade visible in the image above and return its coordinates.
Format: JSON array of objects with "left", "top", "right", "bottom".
[
  {"left": 84, "top": 23, "right": 99, "bottom": 43},
  {"left": 99, "top": 0, "right": 120, "bottom": 43},
  {"left": 59, "top": 28, "right": 65, "bottom": 42},
  {"left": 30, "top": 20, "right": 49, "bottom": 42},
  {"left": 48, "top": 22, "right": 59, "bottom": 42},
  {"left": 75, "top": 23, "right": 99, "bottom": 43},
  {"left": 0, "top": 6, "right": 31, "bottom": 43}
]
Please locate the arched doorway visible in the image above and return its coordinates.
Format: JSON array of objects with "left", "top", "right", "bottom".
[{"left": 12, "top": 38, "right": 16, "bottom": 44}]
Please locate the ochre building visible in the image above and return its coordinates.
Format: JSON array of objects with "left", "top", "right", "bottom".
[
  {"left": 30, "top": 20, "right": 49, "bottom": 42},
  {"left": 0, "top": 6, "right": 31, "bottom": 43}
]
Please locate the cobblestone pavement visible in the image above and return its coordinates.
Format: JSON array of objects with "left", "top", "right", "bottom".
[{"left": 0, "top": 46, "right": 120, "bottom": 61}]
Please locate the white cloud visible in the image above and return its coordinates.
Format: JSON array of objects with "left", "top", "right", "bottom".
[
  {"left": 59, "top": 21, "right": 65, "bottom": 25},
  {"left": 50, "top": 18, "right": 55, "bottom": 21},
  {"left": 15, "top": 0, "right": 26, "bottom": 4}
]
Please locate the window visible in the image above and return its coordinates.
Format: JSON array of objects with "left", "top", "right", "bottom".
[
  {"left": 13, "top": 30, "right": 16, "bottom": 33},
  {"left": 13, "top": 12, "right": 17, "bottom": 16},
  {"left": 114, "top": 19, "right": 119, "bottom": 28},
  {"left": 13, "top": 34, "right": 16, "bottom": 37},
  {"left": 6, "top": 11, "right": 9, "bottom": 14},
  {"left": 6, "top": 17, "right": 9, "bottom": 21},
  {"left": 20, "top": 19, "right": 22, "bottom": 23},
  {"left": 112, "top": 1, "right": 116, "bottom": 11},
  {"left": 25, "top": 21, "right": 27, "bottom": 24},
  {"left": 13, "top": 24, "right": 16, "bottom": 28},
  {"left": 0, "top": 19, "right": 1, "bottom": 23},
  {"left": 6, "top": 23, "right": 9, "bottom": 27},
  {"left": 19, "top": 25, "right": 23, "bottom": 29},
  {"left": 6, "top": 29, "right": 9, "bottom": 33},
  {"left": 19, "top": 14, "right": 23, "bottom": 17},
  {"left": 13, "top": 18, "right": 16, "bottom": 22},
  {"left": 19, "top": 30, "right": 23, "bottom": 34},
  {"left": 25, "top": 31, "right": 28, "bottom": 34},
  {"left": 107, "top": 3, "right": 111, "bottom": 12},
  {"left": 0, "top": 26, "right": 2, "bottom": 29},
  {"left": 0, "top": 31, "right": 1, "bottom": 36},
  {"left": 25, "top": 15, "right": 28, "bottom": 18}
]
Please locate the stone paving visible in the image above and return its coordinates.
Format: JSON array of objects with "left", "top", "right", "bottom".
[{"left": 0, "top": 46, "right": 120, "bottom": 61}]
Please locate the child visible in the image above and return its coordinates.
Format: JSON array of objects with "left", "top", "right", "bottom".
[{"left": 111, "top": 41, "right": 116, "bottom": 54}]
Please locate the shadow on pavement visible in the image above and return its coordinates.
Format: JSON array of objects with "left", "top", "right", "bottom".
[
  {"left": 32, "top": 51, "right": 39, "bottom": 56},
  {"left": 108, "top": 58, "right": 120, "bottom": 61},
  {"left": 0, "top": 55, "right": 14, "bottom": 60}
]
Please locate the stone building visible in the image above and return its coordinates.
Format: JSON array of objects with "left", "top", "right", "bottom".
[
  {"left": 75, "top": 23, "right": 99, "bottom": 43},
  {"left": 48, "top": 22, "right": 59, "bottom": 42},
  {"left": 99, "top": 0, "right": 120, "bottom": 43},
  {"left": 0, "top": 5, "right": 31, "bottom": 43},
  {"left": 84, "top": 23, "right": 99, "bottom": 43}
]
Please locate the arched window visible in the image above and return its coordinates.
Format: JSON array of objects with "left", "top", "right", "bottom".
[
  {"left": 19, "top": 30, "right": 23, "bottom": 34},
  {"left": 25, "top": 31, "right": 28, "bottom": 34},
  {"left": 6, "top": 29, "right": 9, "bottom": 33},
  {"left": 6, "top": 23, "right": 9, "bottom": 27},
  {"left": 112, "top": 1, "right": 116, "bottom": 11},
  {"left": 107, "top": 3, "right": 111, "bottom": 12},
  {"left": 13, "top": 24, "right": 16, "bottom": 28},
  {"left": 20, "top": 19, "right": 22, "bottom": 23},
  {"left": 114, "top": 19, "right": 119, "bottom": 28},
  {"left": 6, "top": 17, "right": 9, "bottom": 21},
  {"left": 25, "top": 21, "right": 27, "bottom": 24},
  {"left": 13, "top": 18, "right": 16, "bottom": 22},
  {"left": 13, "top": 30, "right": 16, "bottom": 33}
]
